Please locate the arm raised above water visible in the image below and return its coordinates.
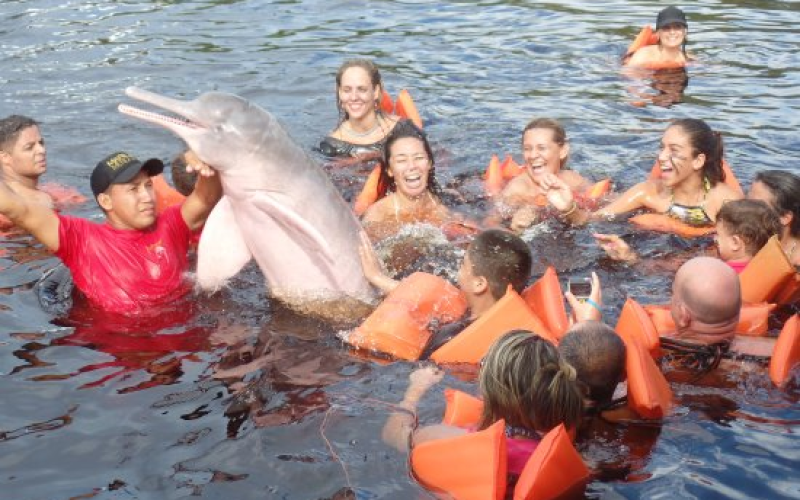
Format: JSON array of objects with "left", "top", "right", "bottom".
[
  {"left": 180, "top": 156, "right": 223, "bottom": 231},
  {"left": 0, "top": 180, "right": 60, "bottom": 251}
]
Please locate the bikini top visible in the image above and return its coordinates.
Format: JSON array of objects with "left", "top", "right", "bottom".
[{"left": 664, "top": 181, "right": 713, "bottom": 227}]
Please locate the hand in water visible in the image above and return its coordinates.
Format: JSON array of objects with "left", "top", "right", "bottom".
[
  {"left": 408, "top": 365, "right": 445, "bottom": 395},
  {"left": 538, "top": 173, "right": 574, "bottom": 212},
  {"left": 594, "top": 233, "right": 638, "bottom": 263},
  {"left": 564, "top": 271, "right": 603, "bottom": 323},
  {"left": 510, "top": 205, "right": 538, "bottom": 233}
]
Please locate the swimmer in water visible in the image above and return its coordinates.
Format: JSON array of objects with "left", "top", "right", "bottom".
[
  {"left": 624, "top": 6, "right": 692, "bottom": 69},
  {"left": 360, "top": 120, "right": 474, "bottom": 241},
  {"left": 319, "top": 59, "right": 404, "bottom": 159},
  {"left": 544, "top": 118, "right": 742, "bottom": 228},
  {"left": 497, "top": 117, "right": 589, "bottom": 233}
]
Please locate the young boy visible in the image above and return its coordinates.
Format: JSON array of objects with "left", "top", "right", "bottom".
[
  {"left": 359, "top": 228, "right": 532, "bottom": 357},
  {"left": 715, "top": 199, "right": 782, "bottom": 273}
]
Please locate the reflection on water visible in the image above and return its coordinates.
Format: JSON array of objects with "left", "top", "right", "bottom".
[{"left": 1, "top": 0, "right": 800, "bottom": 498}]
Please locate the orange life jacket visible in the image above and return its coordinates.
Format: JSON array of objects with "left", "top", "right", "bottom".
[
  {"left": 410, "top": 418, "right": 588, "bottom": 500},
  {"left": 614, "top": 298, "right": 674, "bottom": 419},
  {"left": 769, "top": 314, "right": 800, "bottom": 388},
  {"left": 344, "top": 272, "right": 467, "bottom": 361},
  {"left": 430, "top": 287, "right": 557, "bottom": 365},
  {"left": 739, "top": 235, "right": 798, "bottom": 305},
  {"left": 522, "top": 267, "right": 570, "bottom": 339}
]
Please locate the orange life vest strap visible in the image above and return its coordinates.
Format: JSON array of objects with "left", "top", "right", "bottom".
[
  {"left": 522, "top": 267, "right": 569, "bottom": 339},
  {"left": 442, "top": 388, "right": 483, "bottom": 427},
  {"left": 353, "top": 164, "right": 382, "bottom": 216},
  {"left": 513, "top": 423, "right": 589, "bottom": 500},
  {"left": 411, "top": 419, "right": 507, "bottom": 500},
  {"left": 625, "top": 25, "right": 658, "bottom": 58},
  {"left": 380, "top": 89, "right": 394, "bottom": 114},
  {"left": 740, "top": 235, "right": 795, "bottom": 304},
  {"left": 776, "top": 273, "right": 800, "bottom": 306},
  {"left": 431, "top": 287, "right": 557, "bottom": 365},
  {"left": 345, "top": 272, "right": 467, "bottom": 361},
  {"left": 394, "top": 89, "right": 423, "bottom": 129},
  {"left": 769, "top": 314, "right": 800, "bottom": 388},
  {"left": 152, "top": 174, "right": 186, "bottom": 214},
  {"left": 614, "top": 298, "right": 673, "bottom": 419},
  {"left": 615, "top": 298, "right": 662, "bottom": 358}
]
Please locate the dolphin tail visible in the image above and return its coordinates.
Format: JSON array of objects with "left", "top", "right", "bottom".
[{"left": 197, "top": 196, "right": 253, "bottom": 291}]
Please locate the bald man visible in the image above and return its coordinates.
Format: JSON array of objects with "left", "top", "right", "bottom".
[{"left": 666, "top": 256, "right": 775, "bottom": 359}]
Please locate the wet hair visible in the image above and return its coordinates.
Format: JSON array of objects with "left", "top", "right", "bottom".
[
  {"left": 0, "top": 115, "right": 39, "bottom": 152},
  {"left": 466, "top": 229, "right": 532, "bottom": 300},
  {"left": 717, "top": 199, "right": 782, "bottom": 257},
  {"left": 377, "top": 120, "right": 440, "bottom": 198},
  {"left": 478, "top": 330, "right": 583, "bottom": 434},
  {"left": 170, "top": 151, "right": 199, "bottom": 196},
  {"left": 669, "top": 118, "right": 725, "bottom": 186},
  {"left": 559, "top": 322, "right": 626, "bottom": 407},
  {"left": 753, "top": 170, "right": 800, "bottom": 237},
  {"left": 335, "top": 59, "right": 385, "bottom": 124},
  {"left": 521, "top": 117, "right": 569, "bottom": 168}
]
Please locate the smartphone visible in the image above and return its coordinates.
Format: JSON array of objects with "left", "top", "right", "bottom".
[{"left": 567, "top": 278, "right": 592, "bottom": 301}]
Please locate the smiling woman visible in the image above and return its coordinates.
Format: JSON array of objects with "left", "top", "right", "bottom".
[
  {"left": 360, "top": 120, "right": 453, "bottom": 240},
  {"left": 544, "top": 118, "right": 743, "bottom": 228},
  {"left": 319, "top": 59, "right": 402, "bottom": 159},
  {"left": 624, "top": 6, "right": 692, "bottom": 69}
]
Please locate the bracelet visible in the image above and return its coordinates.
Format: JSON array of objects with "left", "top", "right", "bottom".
[
  {"left": 560, "top": 201, "right": 578, "bottom": 218},
  {"left": 584, "top": 298, "right": 602, "bottom": 316}
]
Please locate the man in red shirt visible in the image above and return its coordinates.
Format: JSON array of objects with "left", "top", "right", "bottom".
[{"left": 0, "top": 151, "right": 222, "bottom": 314}]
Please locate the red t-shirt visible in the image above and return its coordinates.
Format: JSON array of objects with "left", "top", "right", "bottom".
[{"left": 55, "top": 205, "right": 196, "bottom": 315}]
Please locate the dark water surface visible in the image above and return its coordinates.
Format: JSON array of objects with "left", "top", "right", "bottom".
[{"left": 1, "top": 1, "right": 799, "bottom": 498}]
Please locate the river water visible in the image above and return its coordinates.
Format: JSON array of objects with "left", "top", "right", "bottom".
[{"left": 1, "top": 1, "right": 799, "bottom": 499}]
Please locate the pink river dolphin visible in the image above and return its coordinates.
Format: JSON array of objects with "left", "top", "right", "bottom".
[{"left": 118, "top": 87, "right": 376, "bottom": 320}]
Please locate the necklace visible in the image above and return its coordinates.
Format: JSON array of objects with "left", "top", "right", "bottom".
[{"left": 345, "top": 119, "right": 380, "bottom": 138}]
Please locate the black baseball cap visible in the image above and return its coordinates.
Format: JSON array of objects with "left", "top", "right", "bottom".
[
  {"left": 656, "top": 6, "right": 687, "bottom": 30},
  {"left": 91, "top": 151, "right": 164, "bottom": 197}
]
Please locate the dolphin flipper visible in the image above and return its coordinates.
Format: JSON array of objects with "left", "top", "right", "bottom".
[
  {"left": 197, "top": 196, "right": 253, "bottom": 291},
  {"left": 248, "top": 193, "right": 337, "bottom": 267}
]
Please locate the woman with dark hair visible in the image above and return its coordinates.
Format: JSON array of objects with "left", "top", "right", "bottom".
[
  {"left": 360, "top": 121, "right": 455, "bottom": 240},
  {"left": 545, "top": 118, "right": 742, "bottom": 227},
  {"left": 748, "top": 170, "right": 800, "bottom": 266},
  {"left": 319, "top": 59, "right": 402, "bottom": 158}
]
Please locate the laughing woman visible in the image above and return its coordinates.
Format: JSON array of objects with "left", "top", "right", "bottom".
[
  {"left": 360, "top": 121, "right": 454, "bottom": 240},
  {"left": 497, "top": 118, "right": 589, "bottom": 232},
  {"left": 544, "top": 118, "right": 742, "bottom": 227},
  {"left": 319, "top": 59, "right": 402, "bottom": 159}
]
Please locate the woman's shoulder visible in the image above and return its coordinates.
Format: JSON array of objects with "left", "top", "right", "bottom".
[
  {"left": 625, "top": 45, "right": 660, "bottom": 67},
  {"left": 361, "top": 195, "right": 393, "bottom": 223}
]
